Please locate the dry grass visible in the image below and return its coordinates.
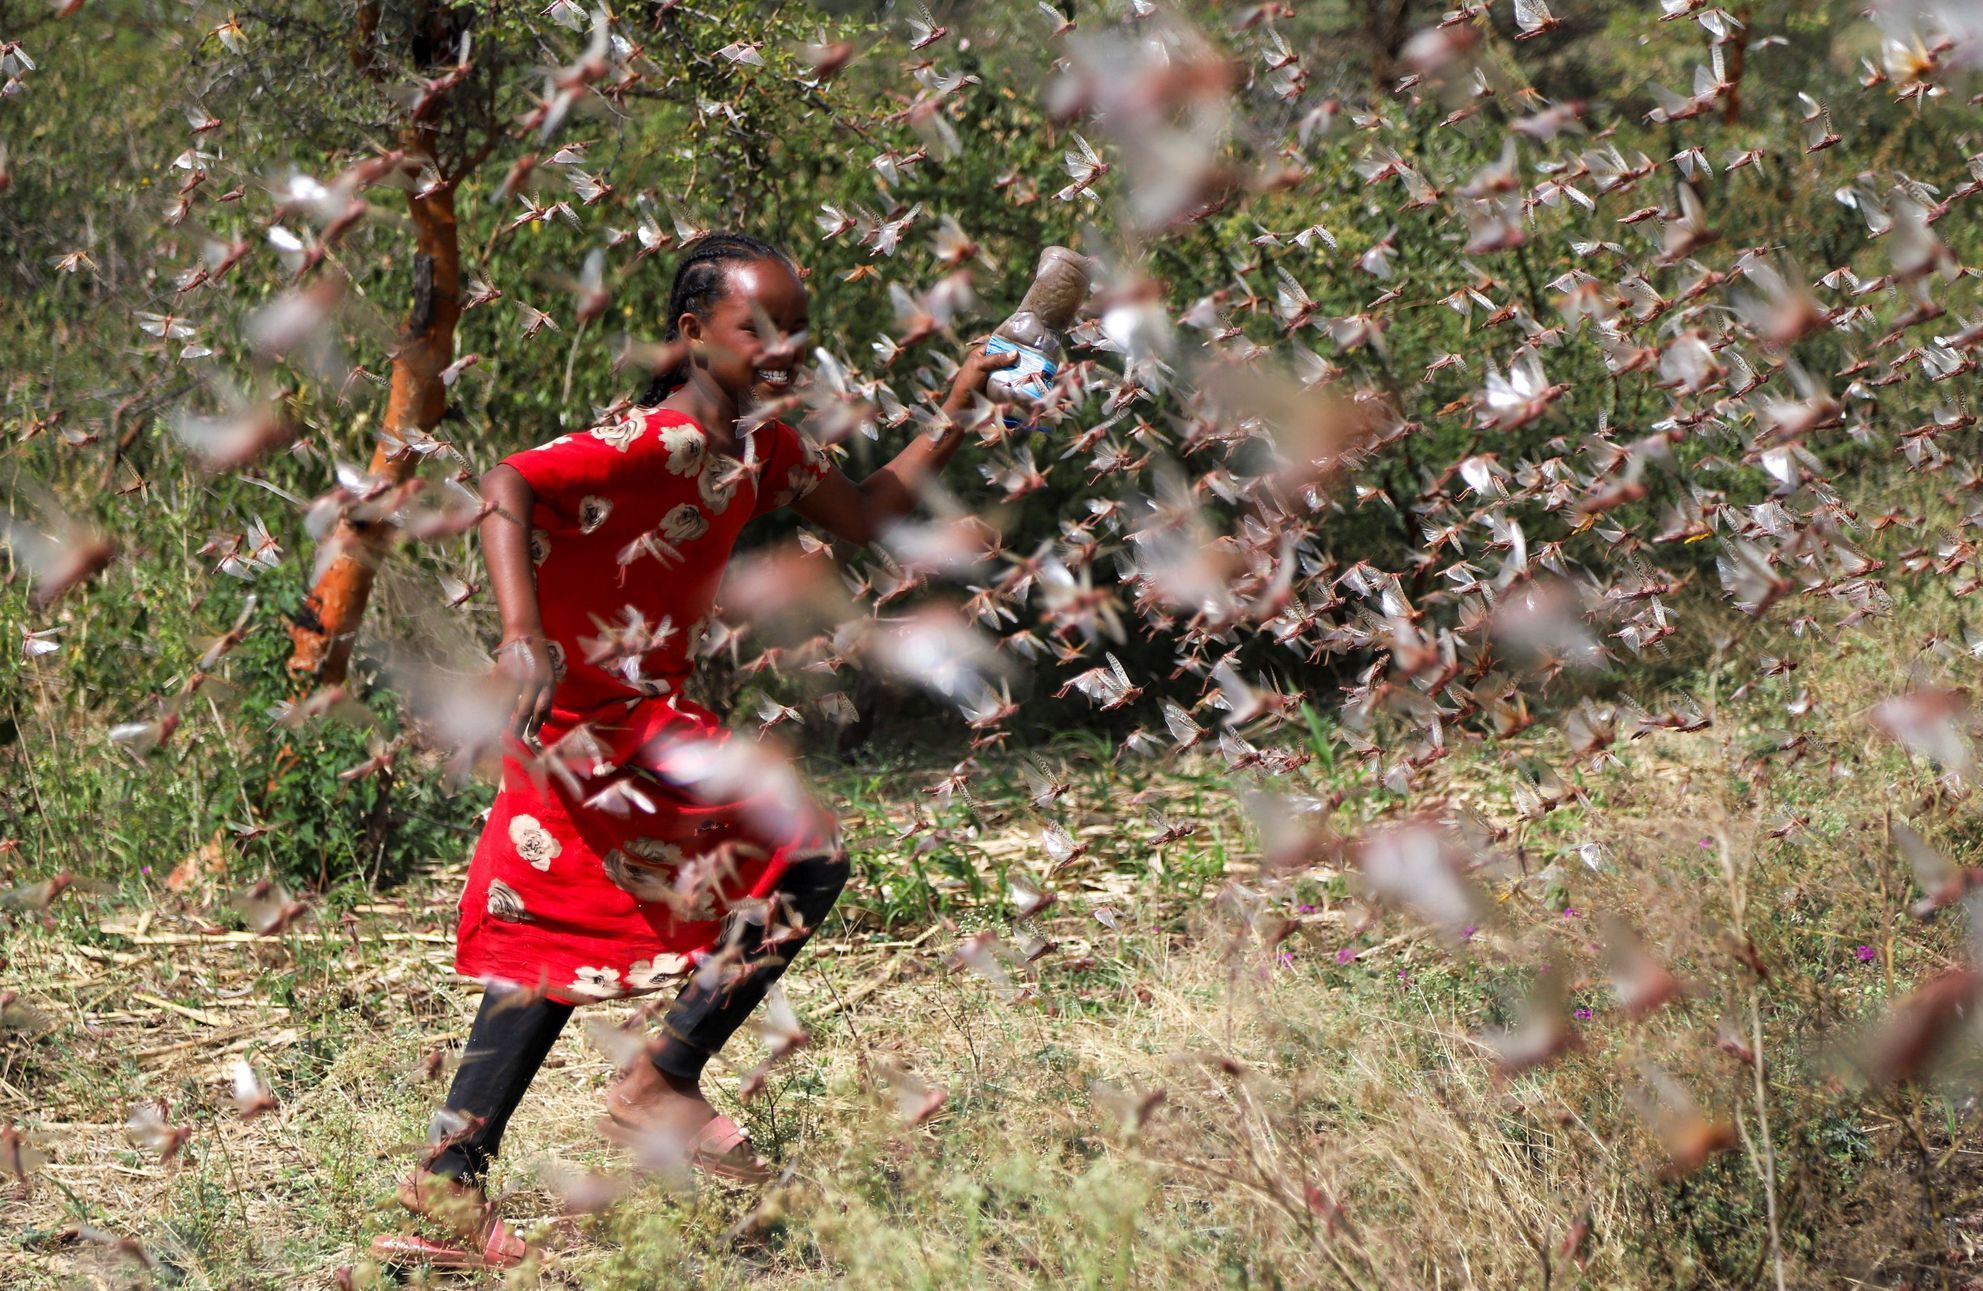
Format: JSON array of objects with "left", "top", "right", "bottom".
[{"left": 6, "top": 610, "right": 1983, "bottom": 1288}]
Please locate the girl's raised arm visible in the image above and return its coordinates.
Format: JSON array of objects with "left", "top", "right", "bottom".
[
  {"left": 791, "top": 342, "right": 1016, "bottom": 546},
  {"left": 479, "top": 463, "right": 556, "bottom": 740}
]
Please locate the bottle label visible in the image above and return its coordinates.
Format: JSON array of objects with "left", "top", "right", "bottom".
[{"left": 985, "top": 335, "right": 1056, "bottom": 402}]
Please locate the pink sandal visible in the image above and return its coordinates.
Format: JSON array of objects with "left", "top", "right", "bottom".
[
  {"left": 596, "top": 1111, "right": 775, "bottom": 1184},
  {"left": 370, "top": 1216, "right": 529, "bottom": 1270},
  {"left": 372, "top": 1171, "right": 533, "bottom": 1270}
]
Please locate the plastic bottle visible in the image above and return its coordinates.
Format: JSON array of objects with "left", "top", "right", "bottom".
[{"left": 986, "top": 246, "right": 1091, "bottom": 406}]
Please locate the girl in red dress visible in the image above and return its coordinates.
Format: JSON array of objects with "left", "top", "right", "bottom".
[{"left": 380, "top": 233, "right": 1015, "bottom": 1266}]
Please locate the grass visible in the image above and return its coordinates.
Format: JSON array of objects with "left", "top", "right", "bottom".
[{"left": 6, "top": 597, "right": 1983, "bottom": 1288}]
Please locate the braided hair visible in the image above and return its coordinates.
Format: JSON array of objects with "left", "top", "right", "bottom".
[{"left": 637, "top": 232, "right": 799, "bottom": 406}]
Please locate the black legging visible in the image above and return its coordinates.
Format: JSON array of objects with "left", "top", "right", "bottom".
[{"left": 427, "top": 850, "right": 849, "bottom": 1185}]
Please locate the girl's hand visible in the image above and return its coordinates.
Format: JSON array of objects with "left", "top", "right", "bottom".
[
  {"left": 494, "top": 634, "right": 556, "bottom": 742},
  {"left": 941, "top": 340, "right": 1021, "bottom": 414}
]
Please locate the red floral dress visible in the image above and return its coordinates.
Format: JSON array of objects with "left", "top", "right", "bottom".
[{"left": 454, "top": 405, "right": 839, "bottom": 1005}]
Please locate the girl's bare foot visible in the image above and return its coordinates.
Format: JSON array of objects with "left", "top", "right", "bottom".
[
  {"left": 380, "top": 1171, "right": 532, "bottom": 1269},
  {"left": 603, "top": 1058, "right": 717, "bottom": 1140},
  {"left": 602, "top": 1060, "right": 774, "bottom": 1182},
  {"left": 396, "top": 1168, "right": 491, "bottom": 1239}
]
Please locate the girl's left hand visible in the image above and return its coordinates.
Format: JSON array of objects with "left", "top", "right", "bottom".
[{"left": 942, "top": 341, "right": 1020, "bottom": 413}]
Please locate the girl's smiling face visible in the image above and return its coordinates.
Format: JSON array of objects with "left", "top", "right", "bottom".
[{"left": 679, "top": 257, "right": 810, "bottom": 406}]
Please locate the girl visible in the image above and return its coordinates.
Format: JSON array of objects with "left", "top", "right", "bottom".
[{"left": 376, "top": 233, "right": 1015, "bottom": 1267}]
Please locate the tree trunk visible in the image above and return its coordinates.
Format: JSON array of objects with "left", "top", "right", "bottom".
[
  {"left": 1721, "top": 10, "right": 1751, "bottom": 126},
  {"left": 286, "top": 152, "right": 460, "bottom": 682}
]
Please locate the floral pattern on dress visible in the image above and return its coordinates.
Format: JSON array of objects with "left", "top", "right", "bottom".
[
  {"left": 456, "top": 411, "right": 847, "bottom": 1005},
  {"left": 568, "top": 965, "right": 623, "bottom": 999},
  {"left": 660, "top": 502, "right": 709, "bottom": 544},
  {"left": 699, "top": 459, "right": 744, "bottom": 513},
  {"left": 769, "top": 466, "right": 809, "bottom": 511},
  {"left": 658, "top": 423, "right": 707, "bottom": 475},
  {"left": 627, "top": 836, "right": 687, "bottom": 864},
  {"left": 771, "top": 436, "right": 834, "bottom": 511},
  {"left": 509, "top": 814, "right": 562, "bottom": 871},
  {"left": 602, "top": 848, "right": 675, "bottom": 902},
  {"left": 626, "top": 956, "right": 689, "bottom": 990},
  {"left": 487, "top": 878, "right": 528, "bottom": 921},
  {"left": 590, "top": 415, "right": 644, "bottom": 452}
]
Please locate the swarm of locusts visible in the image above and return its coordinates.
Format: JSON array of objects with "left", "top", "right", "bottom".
[{"left": 12, "top": 0, "right": 1983, "bottom": 1271}]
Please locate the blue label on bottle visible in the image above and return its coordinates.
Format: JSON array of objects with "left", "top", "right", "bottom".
[{"left": 985, "top": 335, "right": 1056, "bottom": 402}]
